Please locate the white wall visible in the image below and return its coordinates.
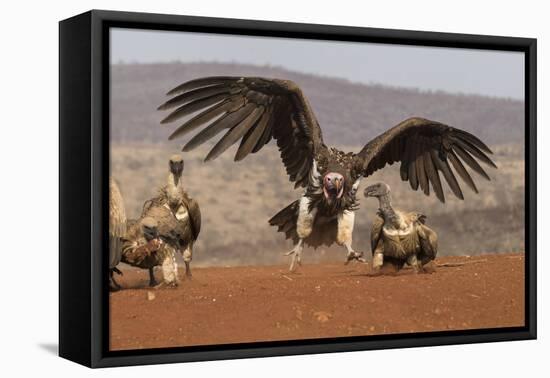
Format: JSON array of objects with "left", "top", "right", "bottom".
[{"left": 1, "top": 0, "right": 546, "bottom": 376}]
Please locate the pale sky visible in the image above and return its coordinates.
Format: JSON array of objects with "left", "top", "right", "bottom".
[{"left": 111, "top": 28, "right": 525, "bottom": 100}]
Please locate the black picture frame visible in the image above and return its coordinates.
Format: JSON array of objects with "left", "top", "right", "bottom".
[{"left": 59, "top": 9, "right": 537, "bottom": 368}]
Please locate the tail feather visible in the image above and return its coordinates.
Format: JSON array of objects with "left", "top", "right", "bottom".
[
  {"left": 269, "top": 200, "right": 337, "bottom": 248},
  {"left": 269, "top": 201, "right": 300, "bottom": 242}
]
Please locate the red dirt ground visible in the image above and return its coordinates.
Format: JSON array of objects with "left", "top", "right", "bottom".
[{"left": 109, "top": 254, "right": 525, "bottom": 351}]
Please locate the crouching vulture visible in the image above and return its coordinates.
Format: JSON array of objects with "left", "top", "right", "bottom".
[
  {"left": 364, "top": 182, "right": 438, "bottom": 273},
  {"left": 158, "top": 76, "right": 496, "bottom": 272}
]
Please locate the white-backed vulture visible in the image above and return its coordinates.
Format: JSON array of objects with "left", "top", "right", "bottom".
[
  {"left": 158, "top": 76, "right": 496, "bottom": 272},
  {"left": 141, "top": 154, "right": 201, "bottom": 278},
  {"left": 364, "top": 182, "right": 438, "bottom": 273}
]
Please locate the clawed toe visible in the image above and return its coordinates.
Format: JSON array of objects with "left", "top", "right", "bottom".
[
  {"left": 345, "top": 251, "right": 365, "bottom": 265},
  {"left": 154, "top": 281, "right": 178, "bottom": 289},
  {"left": 289, "top": 256, "right": 301, "bottom": 273},
  {"left": 285, "top": 243, "right": 303, "bottom": 272}
]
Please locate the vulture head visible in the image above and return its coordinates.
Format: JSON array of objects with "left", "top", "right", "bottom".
[
  {"left": 322, "top": 165, "right": 350, "bottom": 202},
  {"left": 169, "top": 154, "right": 184, "bottom": 177},
  {"left": 364, "top": 182, "right": 391, "bottom": 198}
]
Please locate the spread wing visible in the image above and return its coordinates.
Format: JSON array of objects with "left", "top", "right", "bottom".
[
  {"left": 158, "top": 77, "right": 325, "bottom": 188},
  {"left": 355, "top": 117, "right": 497, "bottom": 203},
  {"left": 371, "top": 211, "right": 385, "bottom": 256}
]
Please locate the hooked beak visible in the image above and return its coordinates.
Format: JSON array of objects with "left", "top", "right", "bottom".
[
  {"left": 364, "top": 186, "right": 378, "bottom": 197},
  {"left": 334, "top": 179, "right": 342, "bottom": 194}
]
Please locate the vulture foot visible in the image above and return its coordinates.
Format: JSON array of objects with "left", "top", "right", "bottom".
[
  {"left": 148, "top": 267, "right": 158, "bottom": 287},
  {"left": 154, "top": 281, "right": 178, "bottom": 289},
  {"left": 344, "top": 251, "right": 366, "bottom": 265},
  {"left": 184, "top": 261, "right": 193, "bottom": 279},
  {"left": 285, "top": 240, "right": 304, "bottom": 272},
  {"left": 407, "top": 255, "right": 425, "bottom": 274}
]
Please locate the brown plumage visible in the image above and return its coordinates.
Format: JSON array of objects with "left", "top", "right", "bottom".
[
  {"left": 109, "top": 177, "right": 127, "bottom": 290},
  {"left": 121, "top": 211, "right": 182, "bottom": 287},
  {"left": 141, "top": 195, "right": 200, "bottom": 250},
  {"left": 142, "top": 155, "right": 201, "bottom": 277},
  {"left": 158, "top": 77, "right": 494, "bottom": 271},
  {"left": 365, "top": 182, "right": 438, "bottom": 273}
]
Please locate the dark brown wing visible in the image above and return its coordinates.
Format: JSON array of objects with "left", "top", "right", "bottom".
[
  {"left": 159, "top": 77, "right": 325, "bottom": 188},
  {"left": 186, "top": 197, "right": 201, "bottom": 241},
  {"left": 355, "top": 117, "right": 497, "bottom": 203},
  {"left": 371, "top": 211, "right": 385, "bottom": 256}
]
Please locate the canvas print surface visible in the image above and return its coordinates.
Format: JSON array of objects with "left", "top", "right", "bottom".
[{"left": 108, "top": 28, "right": 525, "bottom": 351}]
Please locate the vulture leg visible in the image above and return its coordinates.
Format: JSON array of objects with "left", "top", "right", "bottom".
[
  {"left": 285, "top": 238, "right": 304, "bottom": 272},
  {"left": 148, "top": 267, "right": 158, "bottom": 287},
  {"left": 372, "top": 244, "right": 384, "bottom": 273},
  {"left": 338, "top": 210, "right": 365, "bottom": 265},
  {"left": 160, "top": 249, "right": 179, "bottom": 287},
  {"left": 285, "top": 196, "right": 316, "bottom": 272},
  {"left": 183, "top": 244, "right": 193, "bottom": 278},
  {"left": 407, "top": 254, "right": 424, "bottom": 274}
]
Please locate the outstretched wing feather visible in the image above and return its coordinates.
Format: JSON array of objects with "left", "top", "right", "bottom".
[
  {"left": 166, "top": 76, "right": 236, "bottom": 96},
  {"left": 168, "top": 98, "right": 239, "bottom": 140},
  {"left": 235, "top": 107, "right": 273, "bottom": 161},
  {"left": 158, "top": 84, "right": 233, "bottom": 111},
  {"left": 161, "top": 93, "right": 230, "bottom": 124},
  {"left": 160, "top": 77, "right": 324, "bottom": 188},
  {"left": 205, "top": 107, "right": 265, "bottom": 161},
  {"left": 183, "top": 102, "right": 255, "bottom": 151},
  {"left": 355, "top": 117, "right": 496, "bottom": 203}
]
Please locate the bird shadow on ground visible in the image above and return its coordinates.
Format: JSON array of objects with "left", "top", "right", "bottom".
[{"left": 38, "top": 343, "right": 58, "bottom": 355}]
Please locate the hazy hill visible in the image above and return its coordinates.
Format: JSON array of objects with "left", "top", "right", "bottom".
[
  {"left": 111, "top": 62, "right": 524, "bottom": 147},
  {"left": 110, "top": 62, "right": 525, "bottom": 266},
  {"left": 112, "top": 143, "right": 524, "bottom": 266}
]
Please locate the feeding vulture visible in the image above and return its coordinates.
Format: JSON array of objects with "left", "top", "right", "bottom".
[
  {"left": 364, "top": 182, "right": 438, "bottom": 273},
  {"left": 158, "top": 76, "right": 497, "bottom": 271},
  {"left": 122, "top": 207, "right": 184, "bottom": 287}
]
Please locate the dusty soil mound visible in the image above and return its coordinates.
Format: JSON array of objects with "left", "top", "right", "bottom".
[{"left": 109, "top": 254, "right": 525, "bottom": 351}]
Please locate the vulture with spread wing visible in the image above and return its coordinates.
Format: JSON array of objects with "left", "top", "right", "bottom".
[{"left": 158, "top": 77, "right": 497, "bottom": 271}]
